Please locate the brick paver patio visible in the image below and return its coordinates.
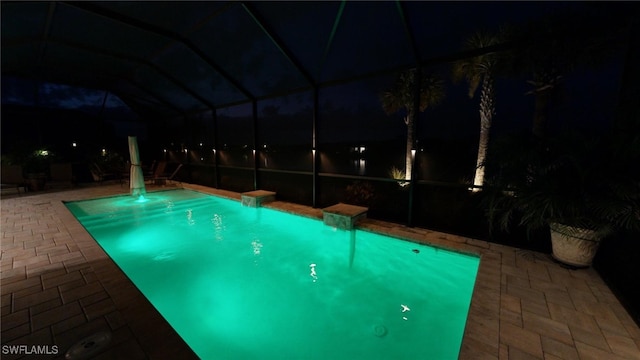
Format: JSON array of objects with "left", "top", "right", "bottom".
[{"left": 1, "top": 183, "right": 639, "bottom": 359}]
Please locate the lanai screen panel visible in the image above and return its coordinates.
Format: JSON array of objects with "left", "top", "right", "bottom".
[
  {"left": 93, "top": 1, "right": 226, "bottom": 35},
  {"left": 111, "top": 79, "right": 183, "bottom": 120},
  {"left": 47, "top": 2, "right": 194, "bottom": 113},
  {"left": 1, "top": 2, "right": 48, "bottom": 38},
  {"left": 0, "top": 43, "right": 38, "bottom": 76},
  {"left": 317, "top": 75, "right": 407, "bottom": 178},
  {"left": 37, "top": 83, "right": 104, "bottom": 111},
  {"left": 1, "top": 2, "right": 50, "bottom": 75},
  {"left": 249, "top": 2, "right": 341, "bottom": 83},
  {"left": 133, "top": 65, "right": 205, "bottom": 113},
  {"left": 103, "top": 93, "right": 139, "bottom": 122},
  {"left": 1, "top": 76, "right": 38, "bottom": 106},
  {"left": 45, "top": 42, "right": 138, "bottom": 78},
  {"left": 50, "top": 3, "right": 172, "bottom": 59},
  {"left": 257, "top": 92, "right": 313, "bottom": 147},
  {"left": 40, "top": 44, "right": 135, "bottom": 94},
  {"left": 216, "top": 103, "right": 253, "bottom": 168},
  {"left": 153, "top": 43, "right": 245, "bottom": 108},
  {"left": 257, "top": 92, "right": 313, "bottom": 172},
  {"left": 185, "top": 110, "right": 216, "bottom": 165},
  {"left": 188, "top": 2, "right": 309, "bottom": 99},
  {"left": 403, "top": 2, "right": 502, "bottom": 61},
  {"left": 320, "top": 2, "right": 415, "bottom": 83}
]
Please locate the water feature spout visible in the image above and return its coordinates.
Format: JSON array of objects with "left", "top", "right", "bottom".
[{"left": 128, "top": 136, "right": 147, "bottom": 198}]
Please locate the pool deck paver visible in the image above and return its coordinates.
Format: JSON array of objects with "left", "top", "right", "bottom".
[{"left": 1, "top": 183, "right": 639, "bottom": 359}]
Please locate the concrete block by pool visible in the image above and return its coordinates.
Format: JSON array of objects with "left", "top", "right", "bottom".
[
  {"left": 322, "top": 203, "right": 368, "bottom": 230},
  {"left": 241, "top": 190, "right": 276, "bottom": 207}
]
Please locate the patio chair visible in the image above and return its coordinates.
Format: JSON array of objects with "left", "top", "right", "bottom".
[
  {"left": 145, "top": 161, "right": 167, "bottom": 184},
  {"left": 0, "top": 164, "right": 27, "bottom": 195},
  {"left": 150, "top": 163, "right": 183, "bottom": 186},
  {"left": 163, "top": 163, "right": 183, "bottom": 185},
  {"left": 144, "top": 160, "right": 157, "bottom": 177},
  {"left": 90, "top": 163, "right": 118, "bottom": 184}
]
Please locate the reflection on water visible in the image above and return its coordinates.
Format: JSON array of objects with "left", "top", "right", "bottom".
[
  {"left": 211, "top": 214, "right": 224, "bottom": 241},
  {"left": 186, "top": 209, "right": 195, "bottom": 225},
  {"left": 349, "top": 230, "right": 356, "bottom": 268},
  {"left": 309, "top": 263, "right": 318, "bottom": 282},
  {"left": 252, "top": 239, "right": 263, "bottom": 255},
  {"left": 353, "top": 159, "right": 366, "bottom": 175}
]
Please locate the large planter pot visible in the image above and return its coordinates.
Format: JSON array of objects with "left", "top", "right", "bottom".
[
  {"left": 26, "top": 173, "right": 47, "bottom": 191},
  {"left": 549, "top": 222, "right": 601, "bottom": 267}
]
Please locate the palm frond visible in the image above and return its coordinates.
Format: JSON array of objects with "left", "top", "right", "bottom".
[{"left": 380, "top": 68, "right": 445, "bottom": 116}]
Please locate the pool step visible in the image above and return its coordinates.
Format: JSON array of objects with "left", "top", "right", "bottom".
[{"left": 74, "top": 197, "right": 218, "bottom": 228}]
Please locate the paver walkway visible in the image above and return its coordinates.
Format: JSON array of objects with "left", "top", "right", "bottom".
[{"left": 1, "top": 183, "right": 639, "bottom": 359}]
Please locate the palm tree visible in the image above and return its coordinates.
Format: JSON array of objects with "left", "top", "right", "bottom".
[
  {"left": 515, "top": 18, "right": 572, "bottom": 139},
  {"left": 503, "top": 7, "right": 628, "bottom": 138},
  {"left": 380, "top": 68, "right": 444, "bottom": 181},
  {"left": 453, "top": 30, "right": 505, "bottom": 191}
]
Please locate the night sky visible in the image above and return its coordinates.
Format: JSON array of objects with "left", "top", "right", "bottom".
[{"left": 1, "top": 1, "right": 634, "bottom": 152}]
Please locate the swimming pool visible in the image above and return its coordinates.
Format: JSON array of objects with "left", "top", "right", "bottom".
[{"left": 66, "top": 189, "right": 479, "bottom": 359}]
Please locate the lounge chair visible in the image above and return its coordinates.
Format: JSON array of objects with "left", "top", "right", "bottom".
[
  {"left": 144, "top": 160, "right": 157, "bottom": 177},
  {"left": 90, "top": 163, "right": 119, "bottom": 184},
  {"left": 145, "top": 161, "right": 167, "bottom": 184},
  {"left": 149, "top": 162, "right": 183, "bottom": 186},
  {"left": 163, "top": 163, "right": 183, "bottom": 185}
]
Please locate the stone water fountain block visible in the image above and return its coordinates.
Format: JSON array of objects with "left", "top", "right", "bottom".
[
  {"left": 322, "top": 203, "right": 368, "bottom": 230},
  {"left": 241, "top": 190, "right": 276, "bottom": 207}
]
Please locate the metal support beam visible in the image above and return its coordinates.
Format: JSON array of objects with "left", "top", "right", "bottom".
[
  {"left": 43, "top": 38, "right": 214, "bottom": 110},
  {"left": 242, "top": 2, "right": 315, "bottom": 86},
  {"left": 116, "top": 79, "right": 184, "bottom": 116},
  {"left": 317, "top": 0, "right": 346, "bottom": 80},
  {"left": 312, "top": 87, "right": 319, "bottom": 208},
  {"left": 184, "top": 115, "right": 193, "bottom": 181},
  {"left": 252, "top": 100, "right": 259, "bottom": 190},
  {"left": 212, "top": 110, "right": 220, "bottom": 188},
  {"left": 396, "top": 1, "right": 422, "bottom": 63},
  {"left": 407, "top": 67, "right": 422, "bottom": 227},
  {"left": 37, "top": 2, "right": 56, "bottom": 66},
  {"left": 61, "top": 1, "right": 255, "bottom": 102}
]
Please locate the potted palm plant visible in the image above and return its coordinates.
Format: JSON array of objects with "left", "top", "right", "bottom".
[
  {"left": 23, "top": 148, "right": 51, "bottom": 191},
  {"left": 483, "top": 130, "right": 640, "bottom": 267}
]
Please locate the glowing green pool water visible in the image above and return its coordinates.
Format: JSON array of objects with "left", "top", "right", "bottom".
[{"left": 66, "top": 189, "right": 479, "bottom": 360}]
